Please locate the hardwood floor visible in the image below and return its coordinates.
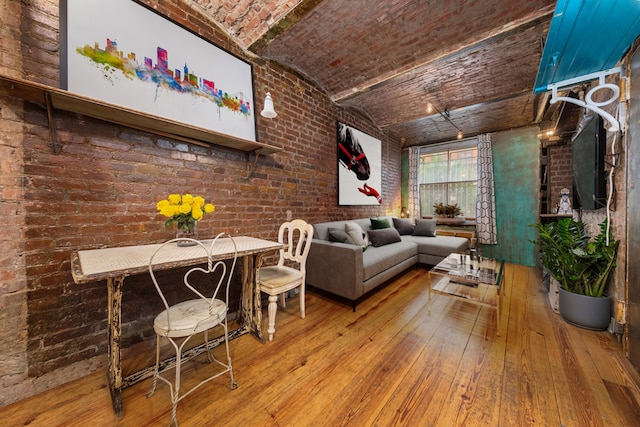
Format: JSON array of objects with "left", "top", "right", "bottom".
[{"left": 2, "top": 264, "right": 640, "bottom": 426}]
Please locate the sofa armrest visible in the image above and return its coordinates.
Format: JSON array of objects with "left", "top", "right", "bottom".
[{"left": 305, "top": 239, "right": 364, "bottom": 300}]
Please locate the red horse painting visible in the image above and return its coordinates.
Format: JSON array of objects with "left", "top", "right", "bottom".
[{"left": 337, "top": 122, "right": 382, "bottom": 205}]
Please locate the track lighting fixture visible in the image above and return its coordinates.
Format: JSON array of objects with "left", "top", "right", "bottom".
[{"left": 428, "top": 103, "right": 464, "bottom": 139}]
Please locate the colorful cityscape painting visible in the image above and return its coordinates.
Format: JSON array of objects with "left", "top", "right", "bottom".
[
  {"left": 77, "top": 39, "right": 251, "bottom": 117},
  {"left": 62, "top": 0, "right": 256, "bottom": 142}
]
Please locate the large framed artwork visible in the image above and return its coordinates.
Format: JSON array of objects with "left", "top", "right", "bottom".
[
  {"left": 337, "top": 122, "right": 383, "bottom": 205},
  {"left": 60, "top": 0, "right": 257, "bottom": 142}
]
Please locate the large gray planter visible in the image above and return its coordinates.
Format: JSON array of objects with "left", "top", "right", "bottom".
[{"left": 558, "top": 287, "right": 610, "bottom": 331}]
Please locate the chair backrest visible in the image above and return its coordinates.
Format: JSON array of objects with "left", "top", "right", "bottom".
[
  {"left": 148, "top": 233, "right": 238, "bottom": 330},
  {"left": 276, "top": 219, "right": 314, "bottom": 272}
]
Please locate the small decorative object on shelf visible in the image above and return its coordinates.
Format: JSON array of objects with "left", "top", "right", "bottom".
[
  {"left": 557, "top": 188, "right": 572, "bottom": 214},
  {"left": 156, "top": 193, "right": 215, "bottom": 246}
]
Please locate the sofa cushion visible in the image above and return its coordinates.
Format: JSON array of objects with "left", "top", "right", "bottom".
[
  {"left": 313, "top": 220, "right": 350, "bottom": 241},
  {"left": 413, "top": 219, "right": 437, "bottom": 237},
  {"left": 402, "top": 235, "right": 469, "bottom": 258},
  {"left": 362, "top": 241, "right": 418, "bottom": 281},
  {"left": 370, "top": 217, "right": 391, "bottom": 229},
  {"left": 392, "top": 217, "right": 414, "bottom": 235},
  {"left": 328, "top": 227, "right": 356, "bottom": 245},
  {"left": 367, "top": 228, "right": 401, "bottom": 247},
  {"left": 345, "top": 221, "right": 369, "bottom": 249}
]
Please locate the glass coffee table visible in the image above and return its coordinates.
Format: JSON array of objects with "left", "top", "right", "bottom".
[{"left": 428, "top": 253, "right": 505, "bottom": 335}]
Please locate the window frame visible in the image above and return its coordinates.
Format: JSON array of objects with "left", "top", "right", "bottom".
[{"left": 417, "top": 138, "right": 479, "bottom": 219}]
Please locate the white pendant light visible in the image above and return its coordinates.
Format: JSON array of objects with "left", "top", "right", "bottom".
[
  {"left": 261, "top": 22, "right": 278, "bottom": 119},
  {"left": 261, "top": 92, "right": 277, "bottom": 118}
]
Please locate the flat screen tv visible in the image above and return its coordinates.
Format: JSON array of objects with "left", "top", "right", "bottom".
[{"left": 571, "top": 115, "right": 607, "bottom": 210}]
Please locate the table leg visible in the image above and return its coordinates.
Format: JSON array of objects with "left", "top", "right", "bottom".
[
  {"left": 107, "top": 276, "right": 124, "bottom": 419},
  {"left": 240, "top": 253, "right": 266, "bottom": 343}
]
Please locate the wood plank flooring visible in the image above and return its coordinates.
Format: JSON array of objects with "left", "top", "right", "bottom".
[{"left": 2, "top": 263, "right": 640, "bottom": 426}]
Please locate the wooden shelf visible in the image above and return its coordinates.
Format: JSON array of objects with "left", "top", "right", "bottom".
[
  {"left": 0, "top": 74, "right": 281, "bottom": 155},
  {"left": 539, "top": 213, "right": 573, "bottom": 224},
  {"left": 436, "top": 229, "right": 476, "bottom": 240}
]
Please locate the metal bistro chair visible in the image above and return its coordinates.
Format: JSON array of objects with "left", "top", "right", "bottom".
[
  {"left": 147, "top": 233, "right": 238, "bottom": 426},
  {"left": 258, "top": 219, "right": 314, "bottom": 341}
]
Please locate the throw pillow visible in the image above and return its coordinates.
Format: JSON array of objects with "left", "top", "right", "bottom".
[
  {"left": 345, "top": 222, "right": 369, "bottom": 249},
  {"left": 392, "top": 217, "right": 414, "bottom": 235},
  {"left": 370, "top": 217, "right": 391, "bottom": 229},
  {"left": 368, "top": 228, "right": 402, "bottom": 247},
  {"left": 413, "top": 219, "right": 437, "bottom": 237},
  {"left": 328, "top": 227, "right": 356, "bottom": 245}
]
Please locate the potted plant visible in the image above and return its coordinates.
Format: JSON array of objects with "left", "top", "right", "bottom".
[
  {"left": 531, "top": 217, "right": 619, "bottom": 330},
  {"left": 433, "top": 203, "right": 465, "bottom": 225},
  {"left": 433, "top": 202, "right": 462, "bottom": 218}
]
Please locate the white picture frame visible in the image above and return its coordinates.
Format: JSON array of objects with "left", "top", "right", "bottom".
[
  {"left": 60, "top": 0, "right": 257, "bottom": 142},
  {"left": 337, "top": 122, "right": 383, "bottom": 206}
]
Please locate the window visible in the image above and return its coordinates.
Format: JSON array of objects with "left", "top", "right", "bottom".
[{"left": 419, "top": 142, "right": 477, "bottom": 218}]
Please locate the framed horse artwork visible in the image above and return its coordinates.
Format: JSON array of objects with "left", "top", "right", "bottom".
[{"left": 337, "top": 122, "right": 383, "bottom": 205}]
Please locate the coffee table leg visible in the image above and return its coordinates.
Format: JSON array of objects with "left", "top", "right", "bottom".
[
  {"left": 496, "top": 294, "right": 501, "bottom": 336},
  {"left": 427, "top": 272, "right": 432, "bottom": 314}
]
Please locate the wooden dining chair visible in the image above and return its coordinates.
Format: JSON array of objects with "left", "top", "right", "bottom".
[
  {"left": 147, "top": 233, "right": 238, "bottom": 426},
  {"left": 258, "top": 219, "right": 314, "bottom": 341}
]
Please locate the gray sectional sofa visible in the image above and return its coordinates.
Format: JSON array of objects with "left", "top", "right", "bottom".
[{"left": 306, "top": 216, "right": 469, "bottom": 310}]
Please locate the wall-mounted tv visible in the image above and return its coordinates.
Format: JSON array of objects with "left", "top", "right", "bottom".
[{"left": 571, "top": 115, "right": 607, "bottom": 210}]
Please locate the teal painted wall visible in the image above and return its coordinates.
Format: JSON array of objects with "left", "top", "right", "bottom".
[
  {"left": 401, "top": 127, "right": 540, "bottom": 265},
  {"left": 480, "top": 127, "right": 540, "bottom": 266}
]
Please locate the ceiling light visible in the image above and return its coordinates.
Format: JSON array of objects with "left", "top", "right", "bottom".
[
  {"left": 427, "top": 103, "right": 433, "bottom": 114},
  {"left": 261, "top": 92, "right": 277, "bottom": 118},
  {"left": 431, "top": 104, "right": 464, "bottom": 140},
  {"left": 260, "top": 27, "right": 277, "bottom": 119}
]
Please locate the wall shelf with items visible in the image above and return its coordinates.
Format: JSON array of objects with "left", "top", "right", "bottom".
[
  {"left": 0, "top": 74, "right": 282, "bottom": 156},
  {"left": 539, "top": 146, "right": 549, "bottom": 214},
  {"left": 539, "top": 213, "right": 572, "bottom": 223}
]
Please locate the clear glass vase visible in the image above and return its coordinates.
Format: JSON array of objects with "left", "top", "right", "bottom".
[{"left": 176, "top": 224, "right": 198, "bottom": 246}]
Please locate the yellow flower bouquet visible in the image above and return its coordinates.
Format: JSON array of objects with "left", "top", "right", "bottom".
[{"left": 156, "top": 193, "right": 215, "bottom": 232}]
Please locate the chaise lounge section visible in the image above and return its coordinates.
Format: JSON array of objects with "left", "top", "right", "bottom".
[{"left": 306, "top": 216, "right": 469, "bottom": 310}]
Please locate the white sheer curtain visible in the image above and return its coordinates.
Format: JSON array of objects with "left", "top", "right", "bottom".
[
  {"left": 476, "top": 133, "right": 497, "bottom": 244},
  {"left": 408, "top": 146, "right": 420, "bottom": 220}
]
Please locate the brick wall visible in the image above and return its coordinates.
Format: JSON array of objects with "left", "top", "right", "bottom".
[
  {"left": 0, "top": 0, "right": 401, "bottom": 404},
  {"left": 0, "top": 0, "right": 29, "bottom": 406},
  {"left": 548, "top": 143, "right": 572, "bottom": 212}
]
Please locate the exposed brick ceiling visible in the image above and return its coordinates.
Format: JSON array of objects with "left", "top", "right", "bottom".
[{"left": 194, "top": 0, "right": 558, "bottom": 146}]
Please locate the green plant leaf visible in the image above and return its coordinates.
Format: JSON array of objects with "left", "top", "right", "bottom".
[{"left": 530, "top": 218, "right": 618, "bottom": 296}]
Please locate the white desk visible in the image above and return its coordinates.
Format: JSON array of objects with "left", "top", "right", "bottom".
[{"left": 71, "top": 236, "right": 283, "bottom": 418}]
